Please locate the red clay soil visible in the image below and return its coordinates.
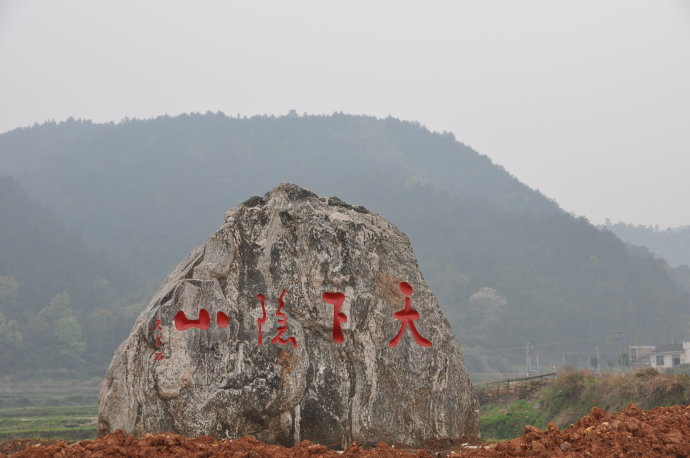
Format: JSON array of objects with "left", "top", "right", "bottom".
[
  {"left": 472, "top": 403, "right": 690, "bottom": 457},
  {"left": 3, "top": 403, "right": 690, "bottom": 457}
]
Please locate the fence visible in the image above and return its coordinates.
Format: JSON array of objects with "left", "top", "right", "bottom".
[{"left": 477, "top": 372, "right": 557, "bottom": 404}]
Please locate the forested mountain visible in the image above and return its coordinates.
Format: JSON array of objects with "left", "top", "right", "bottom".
[
  {"left": 0, "top": 114, "right": 559, "bottom": 278},
  {"left": 604, "top": 222, "right": 690, "bottom": 268},
  {"left": 1, "top": 113, "right": 688, "bottom": 375},
  {"left": 0, "top": 177, "right": 150, "bottom": 375}
]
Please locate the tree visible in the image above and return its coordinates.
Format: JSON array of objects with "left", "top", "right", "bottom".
[
  {"left": 30, "top": 292, "right": 87, "bottom": 368},
  {"left": 54, "top": 315, "right": 86, "bottom": 366},
  {"left": 0, "top": 312, "right": 22, "bottom": 347},
  {"left": 467, "top": 287, "right": 507, "bottom": 331},
  {"left": 0, "top": 275, "right": 19, "bottom": 316},
  {"left": 0, "top": 311, "right": 23, "bottom": 370}
]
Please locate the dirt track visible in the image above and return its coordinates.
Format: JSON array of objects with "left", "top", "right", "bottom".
[{"left": 2, "top": 403, "right": 690, "bottom": 457}]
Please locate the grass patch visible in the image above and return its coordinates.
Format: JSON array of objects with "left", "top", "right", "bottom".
[
  {"left": 478, "top": 368, "right": 690, "bottom": 439},
  {"left": 0, "top": 405, "right": 97, "bottom": 441},
  {"left": 540, "top": 368, "right": 690, "bottom": 427},
  {"left": 0, "top": 406, "right": 97, "bottom": 418},
  {"left": 0, "top": 427, "right": 96, "bottom": 441},
  {"left": 480, "top": 399, "right": 546, "bottom": 440}
]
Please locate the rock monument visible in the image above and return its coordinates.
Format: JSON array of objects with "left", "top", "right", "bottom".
[{"left": 98, "top": 183, "right": 479, "bottom": 448}]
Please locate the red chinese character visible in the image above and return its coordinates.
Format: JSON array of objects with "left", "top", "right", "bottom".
[
  {"left": 155, "top": 334, "right": 164, "bottom": 347},
  {"left": 323, "top": 292, "right": 347, "bottom": 343},
  {"left": 257, "top": 294, "right": 268, "bottom": 346},
  {"left": 217, "top": 311, "right": 230, "bottom": 328},
  {"left": 389, "top": 282, "right": 432, "bottom": 348},
  {"left": 154, "top": 318, "right": 162, "bottom": 331},
  {"left": 272, "top": 290, "right": 297, "bottom": 348},
  {"left": 174, "top": 309, "right": 211, "bottom": 331},
  {"left": 257, "top": 290, "right": 297, "bottom": 347},
  {"left": 153, "top": 352, "right": 165, "bottom": 361}
]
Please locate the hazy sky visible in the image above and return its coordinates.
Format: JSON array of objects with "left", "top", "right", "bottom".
[{"left": 1, "top": 1, "right": 689, "bottom": 227}]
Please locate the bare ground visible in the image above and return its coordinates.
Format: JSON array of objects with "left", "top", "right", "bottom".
[{"left": 3, "top": 403, "right": 690, "bottom": 457}]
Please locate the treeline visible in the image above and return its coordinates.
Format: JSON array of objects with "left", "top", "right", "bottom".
[{"left": 1, "top": 113, "right": 689, "bottom": 376}]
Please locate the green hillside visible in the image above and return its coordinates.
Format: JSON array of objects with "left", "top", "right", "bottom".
[
  {"left": 1, "top": 113, "right": 688, "bottom": 375},
  {"left": 0, "top": 177, "right": 150, "bottom": 376}
]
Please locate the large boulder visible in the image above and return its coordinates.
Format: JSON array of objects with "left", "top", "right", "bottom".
[{"left": 98, "top": 183, "right": 479, "bottom": 448}]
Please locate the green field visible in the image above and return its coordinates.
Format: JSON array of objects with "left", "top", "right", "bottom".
[
  {"left": 0, "top": 405, "right": 98, "bottom": 441},
  {"left": 0, "top": 377, "right": 100, "bottom": 441}
]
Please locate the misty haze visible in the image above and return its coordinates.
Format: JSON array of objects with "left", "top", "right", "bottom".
[{"left": 1, "top": 1, "right": 690, "bottom": 455}]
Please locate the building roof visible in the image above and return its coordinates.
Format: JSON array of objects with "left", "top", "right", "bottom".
[{"left": 653, "top": 344, "right": 684, "bottom": 353}]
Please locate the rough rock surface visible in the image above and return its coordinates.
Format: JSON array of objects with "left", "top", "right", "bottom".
[{"left": 98, "top": 183, "right": 479, "bottom": 448}]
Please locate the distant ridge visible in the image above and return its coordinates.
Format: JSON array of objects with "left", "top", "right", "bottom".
[{"left": 605, "top": 222, "right": 690, "bottom": 268}]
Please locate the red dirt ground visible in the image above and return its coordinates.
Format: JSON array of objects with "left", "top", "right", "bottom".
[{"left": 3, "top": 403, "right": 690, "bottom": 457}]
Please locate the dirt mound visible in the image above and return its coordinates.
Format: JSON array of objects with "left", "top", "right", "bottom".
[
  {"left": 0, "top": 431, "right": 437, "bottom": 457},
  {"left": 3, "top": 403, "right": 690, "bottom": 457},
  {"left": 478, "top": 403, "right": 690, "bottom": 457},
  {"left": 0, "top": 440, "right": 58, "bottom": 456}
]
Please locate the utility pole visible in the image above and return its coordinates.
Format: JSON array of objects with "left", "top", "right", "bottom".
[
  {"left": 596, "top": 346, "right": 600, "bottom": 374},
  {"left": 526, "top": 342, "right": 530, "bottom": 377},
  {"left": 615, "top": 331, "right": 625, "bottom": 373}
]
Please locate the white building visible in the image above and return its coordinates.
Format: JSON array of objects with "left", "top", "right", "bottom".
[{"left": 649, "top": 342, "right": 690, "bottom": 369}]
